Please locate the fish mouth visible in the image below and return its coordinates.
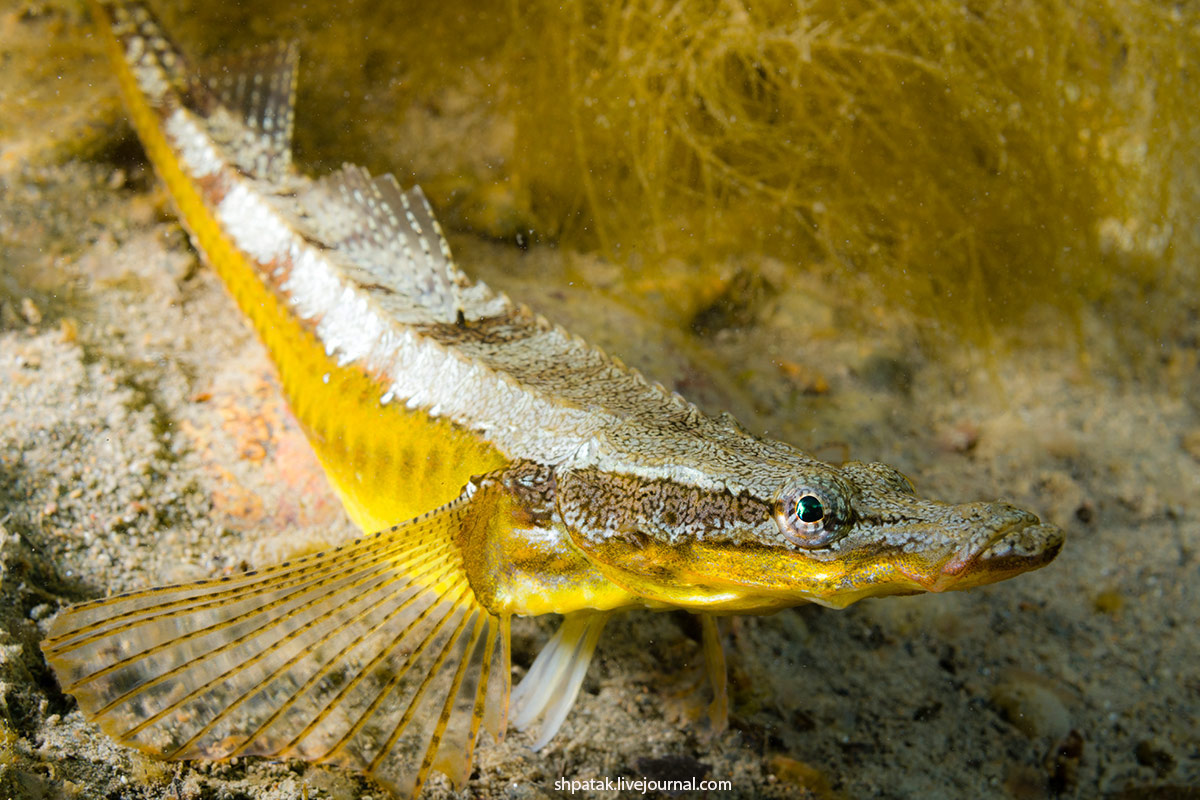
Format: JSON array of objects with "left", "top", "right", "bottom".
[
  {"left": 977, "top": 521, "right": 1065, "bottom": 565},
  {"left": 900, "top": 505, "right": 1065, "bottom": 593},
  {"left": 939, "top": 516, "right": 1065, "bottom": 591}
]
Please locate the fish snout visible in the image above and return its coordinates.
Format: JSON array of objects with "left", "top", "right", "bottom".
[
  {"left": 967, "top": 500, "right": 1041, "bottom": 533},
  {"left": 937, "top": 502, "right": 1063, "bottom": 587}
]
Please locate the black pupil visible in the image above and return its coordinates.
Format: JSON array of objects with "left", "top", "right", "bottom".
[{"left": 797, "top": 494, "right": 824, "bottom": 524}]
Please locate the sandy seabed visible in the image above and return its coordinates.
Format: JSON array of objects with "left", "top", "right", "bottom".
[{"left": 0, "top": 3, "right": 1196, "bottom": 799}]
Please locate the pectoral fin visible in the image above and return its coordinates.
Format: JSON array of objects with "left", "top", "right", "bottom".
[
  {"left": 41, "top": 489, "right": 509, "bottom": 797},
  {"left": 509, "top": 611, "right": 610, "bottom": 749}
]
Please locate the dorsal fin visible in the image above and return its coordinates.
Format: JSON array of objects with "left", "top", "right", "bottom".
[
  {"left": 297, "top": 164, "right": 466, "bottom": 322},
  {"left": 390, "top": 180, "right": 456, "bottom": 276},
  {"left": 198, "top": 41, "right": 298, "bottom": 178}
]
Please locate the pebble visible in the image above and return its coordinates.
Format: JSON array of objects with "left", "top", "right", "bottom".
[
  {"left": 19, "top": 298, "right": 41, "bottom": 326},
  {"left": 935, "top": 421, "right": 980, "bottom": 453},
  {"left": 990, "top": 674, "right": 1072, "bottom": 741},
  {"left": 1092, "top": 589, "right": 1124, "bottom": 615}
]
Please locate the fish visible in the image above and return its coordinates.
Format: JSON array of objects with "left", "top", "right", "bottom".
[{"left": 42, "top": 1, "right": 1065, "bottom": 796}]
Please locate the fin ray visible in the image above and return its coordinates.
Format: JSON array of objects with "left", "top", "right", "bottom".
[
  {"left": 44, "top": 533, "right": 450, "bottom": 676},
  {"left": 295, "top": 165, "right": 480, "bottom": 324},
  {"left": 41, "top": 489, "right": 510, "bottom": 797},
  {"left": 124, "top": 550, "right": 460, "bottom": 747},
  {"left": 198, "top": 39, "right": 299, "bottom": 178}
]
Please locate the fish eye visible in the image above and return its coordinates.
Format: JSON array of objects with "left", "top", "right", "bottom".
[{"left": 773, "top": 485, "right": 845, "bottom": 549}]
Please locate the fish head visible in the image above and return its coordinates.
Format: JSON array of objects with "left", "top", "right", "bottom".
[{"left": 556, "top": 421, "right": 1064, "bottom": 611}]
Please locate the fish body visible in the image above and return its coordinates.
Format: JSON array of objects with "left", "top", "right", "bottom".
[{"left": 43, "top": 1, "right": 1065, "bottom": 796}]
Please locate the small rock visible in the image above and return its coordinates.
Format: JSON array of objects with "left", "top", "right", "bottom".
[
  {"left": 990, "top": 673, "right": 1072, "bottom": 741},
  {"left": 59, "top": 317, "right": 78, "bottom": 343},
  {"left": 935, "top": 421, "right": 980, "bottom": 453},
  {"left": 1092, "top": 589, "right": 1124, "bottom": 615},
  {"left": 19, "top": 297, "right": 41, "bottom": 325},
  {"left": 0, "top": 644, "right": 24, "bottom": 666}
]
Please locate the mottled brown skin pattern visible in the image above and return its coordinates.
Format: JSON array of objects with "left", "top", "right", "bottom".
[{"left": 557, "top": 468, "right": 770, "bottom": 546}]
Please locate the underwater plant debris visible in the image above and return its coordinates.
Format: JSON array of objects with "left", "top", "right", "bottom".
[
  {"left": 153, "top": 0, "right": 1198, "bottom": 346},
  {"left": 498, "top": 0, "right": 1198, "bottom": 341}
]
